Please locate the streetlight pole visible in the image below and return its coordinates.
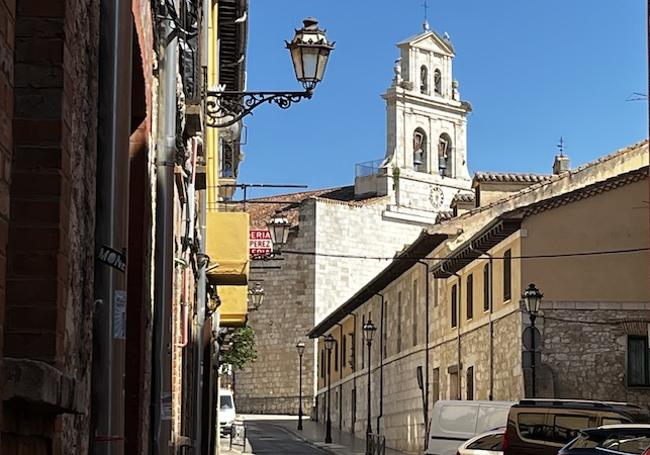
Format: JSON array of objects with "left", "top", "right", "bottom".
[
  {"left": 523, "top": 283, "right": 543, "bottom": 398},
  {"left": 363, "top": 319, "right": 377, "bottom": 455},
  {"left": 296, "top": 341, "right": 305, "bottom": 431},
  {"left": 324, "top": 335, "right": 336, "bottom": 444}
]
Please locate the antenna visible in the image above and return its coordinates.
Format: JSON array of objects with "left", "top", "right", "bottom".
[{"left": 422, "top": 0, "right": 430, "bottom": 31}]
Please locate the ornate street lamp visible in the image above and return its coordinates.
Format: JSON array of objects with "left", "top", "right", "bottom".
[
  {"left": 324, "top": 334, "right": 336, "bottom": 444},
  {"left": 296, "top": 341, "right": 306, "bottom": 430},
  {"left": 248, "top": 282, "right": 265, "bottom": 311},
  {"left": 267, "top": 215, "right": 291, "bottom": 254},
  {"left": 522, "top": 283, "right": 543, "bottom": 397},
  {"left": 206, "top": 18, "right": 335, "bottom": 128},
  {"left": 363, "top": 319, "right": 377, "bottom": 452}
]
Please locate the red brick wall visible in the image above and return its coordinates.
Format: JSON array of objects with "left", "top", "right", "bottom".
[{"left": 0, "top": 0, "right": 14, "bottom": 445}]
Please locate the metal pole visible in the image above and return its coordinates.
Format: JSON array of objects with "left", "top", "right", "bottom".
[
  {"left": 298, "top": 353, "right": 304, "bottom": 430},
  {"left": 366, "top": 339, "right": 372, "bottom": 455},
  {"left": 326, "top": 348, "right": 332, "bottom": 443},
  {"left": 151, "top": 0, "right": 177, "bottom": 451},
  {"left": 530, "top": 313, "right": 537, "bottom": 397},
  {"left": 92, "top": 0, "right": 132, "bottom": 451}
]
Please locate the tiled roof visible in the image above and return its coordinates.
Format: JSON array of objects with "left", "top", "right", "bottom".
[
  {"left": 230, "top": 186, "right": 381, "bottom": 229},
  {"left": 436, "top": 210, "right": 454, "bottom": 222},
  {"left": 451, "top": 192, "right": 474, "bottom": 204},
  {"left": 473, "top": 172, "right": 552, "bottom": 184}
]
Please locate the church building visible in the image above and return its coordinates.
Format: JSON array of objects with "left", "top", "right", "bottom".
[{"left": 234, "top": 24, "right": 476, "bottom": 415}]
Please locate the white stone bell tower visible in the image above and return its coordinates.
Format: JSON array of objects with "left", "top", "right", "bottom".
[{"left": 354, "top": 25, "right": 473, "bottom": 224}]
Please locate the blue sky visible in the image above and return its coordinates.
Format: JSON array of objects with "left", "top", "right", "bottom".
[{"left": 236, "top": 0, "right": 647, "bottom": 199}]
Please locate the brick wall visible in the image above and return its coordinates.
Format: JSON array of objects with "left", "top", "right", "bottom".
[
  {"left": 0, "top": 0, "right": 14, "bottom": 443},
  {"left": 2, "top": 0, "right": 98, "bottom": 452}
]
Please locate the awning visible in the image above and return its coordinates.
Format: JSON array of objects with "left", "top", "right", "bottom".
[{"left": 206, "top": 212, "right": 250, "bottom": 285}]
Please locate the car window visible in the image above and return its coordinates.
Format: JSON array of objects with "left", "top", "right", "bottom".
[
  {"left": 438, "top": 405, "right": 477, "bottom": 434},
  {"left": 517, "top": 412, "right": 549, "bottom": 442},
  {"left": 551, "top": 415, "right": 591, "bottom": 444},
  {"left": 220, "top": 395, "right": 233, "bottom": 410},
  {"left": 602, "top": 418, "right": 627, "bottom": 426},
  {"left": 467, "top": 433, "right": 503, "bottom": 450},
  {"left": 611, "top": 436, "right": 650, "bottom": 454},
  {"left": 565, "top": 433, "right": 599, "bottom": 449},
  {"left": 477, "top": 406, "right": 510, "bottom": 433}
]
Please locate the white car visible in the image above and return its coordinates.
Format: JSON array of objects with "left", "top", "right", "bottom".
[
  {"left": 456, "top": 429, "right": 504, "bottom": 455},
  {"left": 219, "top": 389, "right": 236, "bottom": 434}
]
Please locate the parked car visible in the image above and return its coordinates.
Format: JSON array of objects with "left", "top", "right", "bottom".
[
  {"left": 457, "top": 428, "right": 505, "bottom": 455},
  {"left": 558, "top": 424, "right": 650, "bottom": 455},
  {"left": 425, "top": 400, "right": 515, "bottom": 455},
  {"left": 503, "top": 400, "right": 650, "bottom": 455},
  {"left": 219, "top": 388, "right": 236, "bottom": 435}
]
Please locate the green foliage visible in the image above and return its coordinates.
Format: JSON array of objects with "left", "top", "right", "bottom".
[
  {"left": 392, "top": 165, "right": 401, "bottom": 191},
  {"left": 221, "top": 326, "right": 257, "bottom": 370}
]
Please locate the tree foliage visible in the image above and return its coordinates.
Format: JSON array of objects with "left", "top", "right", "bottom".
[{"left": 221, "top": 326, "right": 257, "bottom": 370}]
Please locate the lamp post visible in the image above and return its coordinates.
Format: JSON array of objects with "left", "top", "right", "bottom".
[
  {"left": 267, "top": 215, "right": 291, "bottom": 254},
  {"left": 363, "top": 319, "right": 377, "bottom": 452},
  {"left": 523, "top": 283, "right": 543, "bottom": 397},
  {"left": 248, "top": 283, "right": 265, "bottom": 311},
  {"left": 324, "top": 334, "right": 336, "bottom": 444},
  {"left": 296, "top": 341, "right": 306, "bottom": 431},
  {"left": 205, "top": 18, "right": 335, "bottom": 128}
]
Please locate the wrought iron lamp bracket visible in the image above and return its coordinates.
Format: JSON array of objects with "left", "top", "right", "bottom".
[{"left": 205, "top": 90, "right": 313, "bottom": 128}]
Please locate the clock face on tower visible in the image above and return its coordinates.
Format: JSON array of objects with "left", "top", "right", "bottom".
[{"left": 430, "top": 186, "right": 444, "bottom": 210}]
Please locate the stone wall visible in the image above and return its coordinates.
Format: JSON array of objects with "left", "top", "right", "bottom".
[
  {"left": 236, "top": 200, "right": 318, "bottom": 414},
  {"left": 316, "top": 308, "right": 524, "bottom": 454},
  {"left": 540, "top": 303, "right": 650, "bottom": 409}
]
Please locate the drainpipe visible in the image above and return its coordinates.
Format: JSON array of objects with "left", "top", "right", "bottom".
[
  {"left": 416, "top": 260, "right": 430, "bottom": 445},
  {"left": 91, "top": 0, "right": 132, "bottom": 451},
  {"left": 442, "top": 264, "right": 462, "bottom": 399},
  {"left": 151, "top": 0, "right": 178, "bottom": 452},
  {"left": 469, "top": 243, "right": 494, "bottom": 401},
  {"left": 376, "top": 293, "right": 385, "bottom": 433},
  {"left": 351, "top": 311, "right": 358, "bottom": 433},
  {"left": 194, "top": 137, "right": 207, "bottom": 454},
  {"left": 336, "top": 322, "right": 344, "bottom": 431}
]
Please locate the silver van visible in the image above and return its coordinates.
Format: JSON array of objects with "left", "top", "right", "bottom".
[{"left": 425, "top": 400, "right": 515, "bottom": 455}]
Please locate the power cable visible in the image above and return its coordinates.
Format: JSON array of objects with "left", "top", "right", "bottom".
[{"left": 278, "top": 247, "right": 650, "bottom": 261}]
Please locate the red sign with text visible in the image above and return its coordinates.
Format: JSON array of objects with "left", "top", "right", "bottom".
[{"left": 250, "top": 230, "right": 273, "bottom": 259}]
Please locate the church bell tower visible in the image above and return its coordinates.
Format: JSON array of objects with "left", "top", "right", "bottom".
[{"left": 355, "top": 24, "right": 473, "bottom": 224}]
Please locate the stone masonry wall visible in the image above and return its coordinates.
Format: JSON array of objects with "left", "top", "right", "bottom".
[
  {"left": 316, "top": 309, "right": 524, "bottom": 454},
  {"left": 540, "top": 304, "right": 650, "bottom": 409},
  {"left": 236, "top": 200, "right": 318, "bottom": 414}
]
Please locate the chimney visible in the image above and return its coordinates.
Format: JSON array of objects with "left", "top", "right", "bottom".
[
  {"left": 552, "top": 137, "right": 570, "bottom": 175},
  {"left": 552, "top": 154, "right": 570, "bottom": 175}
]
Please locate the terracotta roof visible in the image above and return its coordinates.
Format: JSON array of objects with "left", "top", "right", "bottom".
[
  {"left": 451, "top": 192, "right": 475, "bottom": 204},
  {"left": 230, "top": 186, "right": 381, "bottom": 229},
  {"left": 436, "top": 210, "right": 454, "bottom": 222},
  {"left": 473, "top": 172, "right": 552, "bottom": 184}
]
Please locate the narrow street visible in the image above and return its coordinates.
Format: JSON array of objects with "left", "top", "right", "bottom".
[{"left": 244, "top": 421, "right": 331, "bottom": 454}]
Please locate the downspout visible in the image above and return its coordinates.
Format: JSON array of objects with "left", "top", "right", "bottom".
[
  {"left": 469, "top": 243, "right": 494, "bottom": 401},
  {"left": 91, "top": 0, "right": 132, "bottom": 451},
  {"left": 193, "top": 138, "right": 207, "bottom": 452},
  {"left": 336, "top": 322, "right": 344, "bottom": 431},
  {"left": 376, "top": 293, "right": 385, "bottom": 433},
  {"left": 416, "top": 261, "right": 430, "bottom": 446},
  {"left": 442, "top": 263, "right": 462, "bottom": 399},
  {"left": 151, "top": 0, "right": 178, "bottom": 452},
  {"left": 351, "top": 311, "right": 358, "bottom": 433}
]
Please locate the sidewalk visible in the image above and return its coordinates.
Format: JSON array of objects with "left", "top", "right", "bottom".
[{"left": 242, "top": 414, "right": 409, "bottom": 455}]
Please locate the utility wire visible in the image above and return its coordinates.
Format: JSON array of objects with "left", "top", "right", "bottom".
[{"left": 278, "top": 247, "right": 650, "bottom": 261}]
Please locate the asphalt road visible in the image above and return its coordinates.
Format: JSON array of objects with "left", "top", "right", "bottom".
[{"left": 244, "top": 421, "right": 331, "bottom": 455}]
